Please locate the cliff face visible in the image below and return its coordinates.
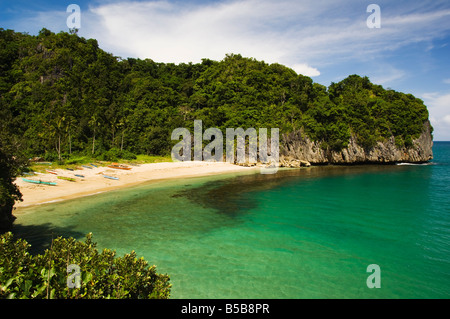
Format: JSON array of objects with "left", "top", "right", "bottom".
[{"left": 280, "top": 120, "right": 433, "bottom": 165}]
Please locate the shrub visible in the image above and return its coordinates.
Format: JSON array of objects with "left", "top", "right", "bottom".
[
  {"left": 0, "top": 232, "right": 171, "bottom": 299},
  {"left": 43, "top": 151, "right": 59, "bottom": 162},
  {"left": 99, "top": 148, "right": 137, "bottom": 162}
]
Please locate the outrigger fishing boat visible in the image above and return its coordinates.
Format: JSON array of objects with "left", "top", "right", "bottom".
[
  {"left": 103, "top": 175, "right": 119, "bottom": 180},
  {"left": 108, "top": 164, "right": 132, "bottom": 170},
  {"left": 46, "top": 169, "right": 58, "bottom": 175},
  {"left": 22, "top": 172, "right": 35, "bottom": 176},
  {"left": 22, "top": 178, "right": 57, "bottom": 186}
]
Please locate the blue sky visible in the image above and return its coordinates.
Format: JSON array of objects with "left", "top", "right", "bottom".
[{"left": 2, "top": 0, "right": 450, "bottom": 140}]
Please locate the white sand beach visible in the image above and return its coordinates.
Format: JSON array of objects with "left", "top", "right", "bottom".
[{"left": 14, "top": 161, "right": 258, "bottom": 208}]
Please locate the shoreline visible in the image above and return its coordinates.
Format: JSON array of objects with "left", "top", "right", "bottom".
[{"left": 14, "top": 161, "right": 259, "bottom": 210}]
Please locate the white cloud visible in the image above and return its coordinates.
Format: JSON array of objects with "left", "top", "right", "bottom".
[
  {"left": 6, "top": 9, "right": 68, "bottom": 34},
  {"left": 422, "top": 92, "right": 450, "bottom": 109},
  {"left": 7, "top": 0, "right": 450, "bottom": 77},
  {"left": 76, "top": 0, "right": 450, "bottom": 74},
  {"left": 444, "top": 79, "right": 450, "bottom": 84},
  {"left": 370, "top": 65, "right": 406, "bottom": 85},
  {"left": 291, "top": 64, "right": 320, "bottom": 77},
  {"left": 422, "top": 92, "right": 450, "bottom": 140},
  {"left": 79, "top": 0, "right": 329, "bottom": 75},
  {"left": 443, "top": 115, "right": 450, "bottom": 125}
]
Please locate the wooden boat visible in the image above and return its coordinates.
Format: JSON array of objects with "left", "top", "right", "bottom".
[
  {"left": 57, "top": 176, "right": 76, "bottom": 182},
  {"left": 82, "top": 165, "right": 92, "bottom": 169},
  {"left": 108, "top": 164, "right": 132, "bottom": 170},
  {"left": 74, "top": 174, "right": 85, "bottom": 178},
  {"left": 22, "top": 178, "right": 57, "bottom": 186},
  {"left": 90, "top": 163, "right": 98, "bottom": 167},
  {"left": 103, "top": 175, "right": 119, "bottom": 180},
  {"left": 46, "top": 170, "right": 58, "bottom": 175},
  {"left": 66, "top": 168, "right": 74, "bottom": 171}
]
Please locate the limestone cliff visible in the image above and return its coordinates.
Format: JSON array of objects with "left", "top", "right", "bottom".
[{"left": 280, "top": 120, "right": 433, "bottom": 166}]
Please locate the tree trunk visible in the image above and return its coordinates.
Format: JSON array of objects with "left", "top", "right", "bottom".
[
  {"left": 92, "top": 129, "right": 95, "bottom": 155},
  {"left": 56, "top": 134, "right": 61, "bottom": 161},
  {"left": 112, "top": 130, "right": 115, "bottom": 148},
  {"left": 121, "top": 131, "right": 124, "bottom": 151}
]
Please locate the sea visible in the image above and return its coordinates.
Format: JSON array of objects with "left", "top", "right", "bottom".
[{"left": 12, "top": 142, "right": 450, "bottom": 299}]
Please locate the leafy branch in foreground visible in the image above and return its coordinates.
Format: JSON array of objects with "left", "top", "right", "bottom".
[{"left": 0, "top": 232, "right": 171, "bottom": 299}]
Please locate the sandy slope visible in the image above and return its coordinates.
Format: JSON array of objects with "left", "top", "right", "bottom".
[{"left": 14, "top": 161, "right": 257, "bottom": 208}]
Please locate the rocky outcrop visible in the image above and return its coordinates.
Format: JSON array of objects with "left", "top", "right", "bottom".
[
  {"left": 280, "top": 120, "right": 433, "bottom": 165},
  {"left": 279, "top": 157, "right": 311, "bottom": 168}
]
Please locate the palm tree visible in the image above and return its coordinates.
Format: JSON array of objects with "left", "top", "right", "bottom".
[{"left": 89, "top": 114, "right": 101, "bottom": 155}]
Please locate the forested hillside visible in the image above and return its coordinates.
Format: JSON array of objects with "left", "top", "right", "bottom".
[{"left": 0, "top": 28, "right": 431, "bottom": 161}]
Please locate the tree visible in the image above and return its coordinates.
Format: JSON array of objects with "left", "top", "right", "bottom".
[
  {"left": 0, "top": 28, "right": 432, "bottom": 161},
  {"left": 0, "top": 128, "right": 27, "bottom": 233},
  {"left": 0, "top": 232, "right": 171, "bottom": 299},
  {"left": 88, "top": 113, "right": 101, "bottom": 155}
]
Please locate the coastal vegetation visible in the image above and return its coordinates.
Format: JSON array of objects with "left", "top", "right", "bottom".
[
  {"left": 0, "top": 27, "right": 433, "bottom": 299},
  {"left": 0, "top": 232, "right": 171, "bottom": 299},
  {"left": 0, "top": 28, "right": 430, "bottom": 163}
]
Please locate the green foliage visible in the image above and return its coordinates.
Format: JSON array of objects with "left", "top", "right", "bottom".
[
  {"left": 0, "top": 114, "right": 28, "bottom": 232},
  {"left": 98, "top": 148, "right": 137, "bottom": 162},
  {"left": 306, "top": 75, "right": 429, "bottom": 150},
  {"left": 0, "top": 232, "right": 171, "bottom": 299},
  {"left": 0, "top": 28, "right": 431, "bottom": 161}
]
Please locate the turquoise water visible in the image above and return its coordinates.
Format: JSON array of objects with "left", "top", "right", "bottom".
[{"left": 13, "top": 142, "right": 450, "bottom": 298}]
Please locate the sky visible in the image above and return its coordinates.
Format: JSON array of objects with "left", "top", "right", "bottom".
[{"left": 1, "top": 0, "right": 450, "bottom": 140}]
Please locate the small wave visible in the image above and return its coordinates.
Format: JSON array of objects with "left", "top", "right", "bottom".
[{"left": 396, "top": 162, "right": 433, "bottom": 166}]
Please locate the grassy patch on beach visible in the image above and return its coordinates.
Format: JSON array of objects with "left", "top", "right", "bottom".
[
  {"left": 22, "top": 155, "right": 173, "bottom": 175},
  {"left": 134, "top": 155, "right": 173, "bottom": 163}
]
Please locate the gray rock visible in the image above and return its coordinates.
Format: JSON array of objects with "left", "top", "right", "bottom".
[{"left": 280, "top": 120, "right": 433, "bottom": 164}]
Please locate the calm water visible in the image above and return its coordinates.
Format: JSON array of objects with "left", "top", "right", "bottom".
[{"left": 13, "top": 142, "right": 450, "bottom": 298}]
